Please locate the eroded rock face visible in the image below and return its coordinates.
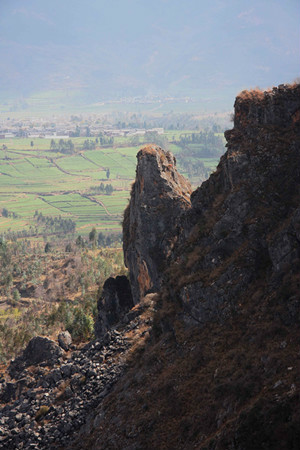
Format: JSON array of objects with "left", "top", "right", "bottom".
[
  {"left": 123, "top": 145, "right": 192, "bottom": 304},
  {"left": 234, "top": 84, "right": 300, "bottom": 131}
]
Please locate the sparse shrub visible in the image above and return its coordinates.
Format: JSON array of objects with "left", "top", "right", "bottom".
[
  {"left": 65, "top": 243, "right": 73, "bottom": 252},
  {"left": 12, "top": 288, "right": 21, "bottom": 302},
  {"left": 237, "top": 88, "right": 266, "bottom": 101},
  {"left": 0, "top": 242, "right": 125, "bottom": 362},
  {"left": 44, "top": 243, "right": 52, "bottom": 253},
  {"left": 66, "top": 307, "right": 94, "bottom": 341},
  {"left": 76, "top": 235, "right": 85, "bottom": 248}
]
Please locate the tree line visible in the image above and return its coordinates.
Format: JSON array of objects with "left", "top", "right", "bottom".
[
  {"left": 33, "top": 211, "right": 76, "bottom": 234},
  {"left": 75, "top": 229, "right": 122, "bottom": 249},
  {"left": 175, "top": 130, "right": 225, "bottom": 157},
  {"left": 89, "top": 183, "right": 114, "bottom": 195},
  {"left": 2, "top": 208, "right": 19, "bottom": 219},
  {"left": 50, "top": 139, "right": 75, "bottom": 154}
]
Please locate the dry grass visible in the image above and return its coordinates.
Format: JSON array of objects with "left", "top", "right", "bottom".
[
  {"left": 237, "top": 82, "right": 300, "bottom": 103},
  {"left": 35, "top": 405, "right": 50, "bottom": 422},
  {"left": 72, "top": 288, "right": 300, "bottom": 450},
  {"left": 237, "top": 88, "right": 267, "bottom": 101}
]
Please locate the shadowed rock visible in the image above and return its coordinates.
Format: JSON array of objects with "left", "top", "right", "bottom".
[{"left": 95, "top": 275, "right": 134, "bottom": 337}]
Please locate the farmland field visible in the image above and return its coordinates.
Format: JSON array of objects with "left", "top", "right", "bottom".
[{"left": 0, "top": 133, "right": 224, "bottom": 239}]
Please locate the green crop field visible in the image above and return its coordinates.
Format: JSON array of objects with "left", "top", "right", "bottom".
[{"left": 0, "top": 132, "right": 223, "bottom": 239}]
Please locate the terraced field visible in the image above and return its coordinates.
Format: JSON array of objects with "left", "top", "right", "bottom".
[
  {"left": 0, "top": 143, "right": 136, "bottom": 236},
  {"left": 0, "top": 135, "right": 223, "bottom": 238}
]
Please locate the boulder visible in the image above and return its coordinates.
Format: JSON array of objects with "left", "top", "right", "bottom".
[
  {"left": 58, "top": 331, "right": 72, "bottom": 351},
  {"left": 9, "top": 336, "right": 64, "bottom": 378},
  {"left": 0, "top": 382, "right": 16, "bottom": 403}
]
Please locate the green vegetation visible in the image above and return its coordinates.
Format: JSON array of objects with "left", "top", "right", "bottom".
[
  {"left": 50, "top": 138, "right": 75, "bottom": 154},
  {"left": 0, "top": 130, "right": 224, "bottom": 239},
  {"left": 0, "top": 237, "right": 126, "bottom": 362},
  {"left": 171, "top": 130, "right": 225, "bottom": 183}
]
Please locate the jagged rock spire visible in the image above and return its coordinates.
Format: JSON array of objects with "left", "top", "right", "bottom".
[{"left": 123, "top": 145, "right": 192, "bottom": 304}]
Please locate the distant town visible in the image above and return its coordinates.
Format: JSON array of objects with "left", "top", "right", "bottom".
[{"left": 0, "top": 115, "right": 164, "bottom": 140}]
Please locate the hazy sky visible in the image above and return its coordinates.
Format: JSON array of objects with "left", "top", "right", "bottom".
[{"left": 0, "top": 0, "right": 299, "bottom": 108}]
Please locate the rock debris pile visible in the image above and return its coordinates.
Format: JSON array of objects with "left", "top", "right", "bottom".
[{"left": 0, "top": 298, "right": 155, "bottom": 449}]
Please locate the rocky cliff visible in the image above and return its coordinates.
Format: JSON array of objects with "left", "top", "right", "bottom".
[
  {"left": 124, "top": 84, "right": 300, "bottom": 331},
  {"left": 123, "top": 145, "right": 191, "bottom": 304},
  {"left": 171, "top": 83, "right": 300, "bottom": 328},
  {"left": 85, "top": 84, "right": 300, "bottom": 450}
]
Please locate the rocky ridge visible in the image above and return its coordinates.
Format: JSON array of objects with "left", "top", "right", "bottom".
[{"left": 170, "top": 83, "right": 300, "bottom": 328}]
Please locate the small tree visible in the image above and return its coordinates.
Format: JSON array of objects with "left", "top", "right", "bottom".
[
  {"left": 65, "top": 243, "right": 73, "bottom": 253},
  {"left": 105, "top": 235, "right": 112, "bottom": 247},
  {"left": 76, "top": 235, "right": 84, "bottom": 248},
  {"left": 12, "top": 288, "right": 21, "bottom": 302},
  {"left": 44, "top": 242, "right": 52, "bottom": 253},
  {"left": 97, "top": 232, "right": 105, "bottom": 247},
  {"left": 89, "top": 228, "right": 97, "bottom": 247},
  {"left": 105, "top": 184, "right": 113, "bottom": 195},
  {"left": 50, "top": 139, "right": 56, "bottom": 151}
]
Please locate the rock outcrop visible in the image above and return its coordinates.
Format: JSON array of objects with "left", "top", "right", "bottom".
[
  {"left": 94, "top": 275, "right": 134, "bottom": 337},
  {"left": 234, "top": 84, "right": 300, "bottom": 130},
  {"left": 123, "top": 145, "right": 192, "bottom": 304},
  {"left": 58, "top": 331, "right": 72, "bottom": 351}
]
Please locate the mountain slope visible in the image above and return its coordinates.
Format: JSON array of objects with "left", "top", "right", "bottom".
[{"left": 71, "top": 83, "right": 300, "bottom": 449}]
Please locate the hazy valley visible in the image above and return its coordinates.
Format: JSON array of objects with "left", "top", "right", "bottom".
[{"left": 0, "top": 2, "right": 299, "bottom": 447}]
